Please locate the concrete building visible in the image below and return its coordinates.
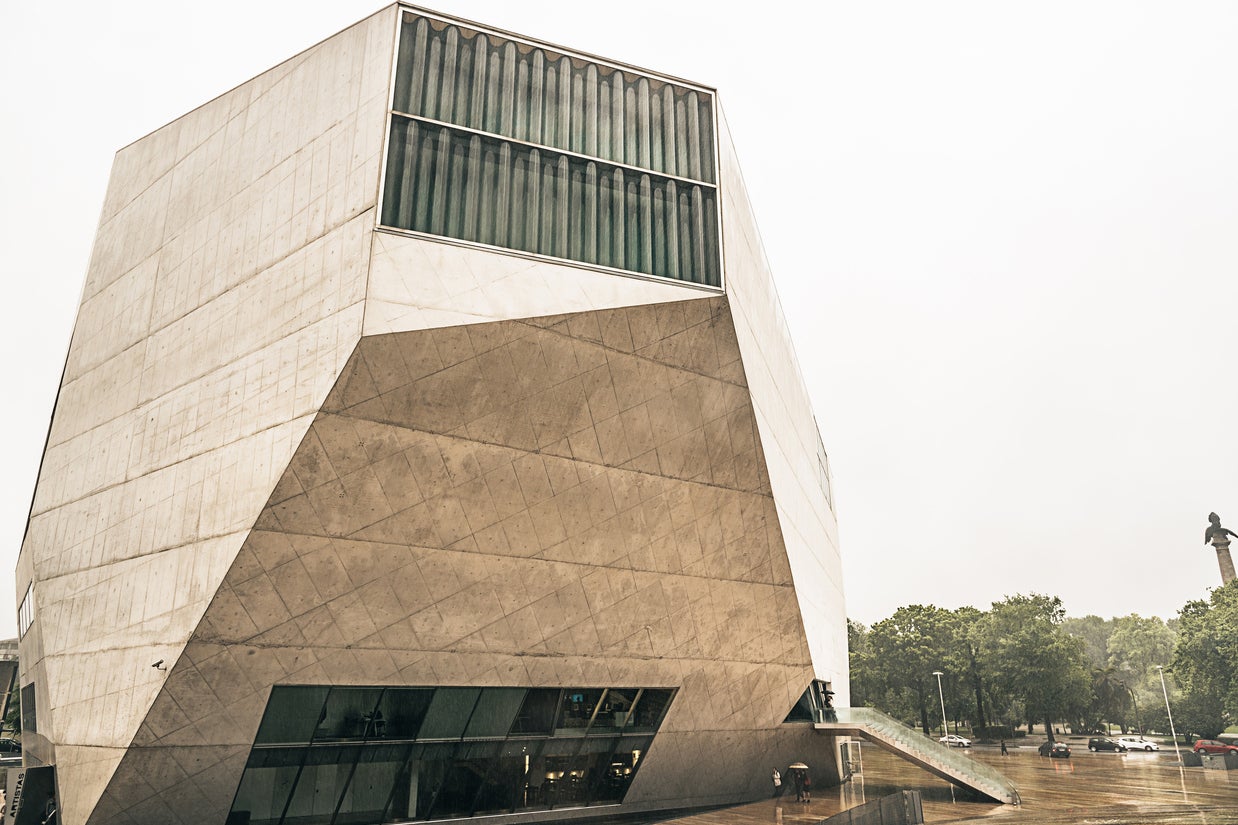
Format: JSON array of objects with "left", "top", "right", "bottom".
[{"left": 15, "top": 6, "right": 847, "bottom": 824}]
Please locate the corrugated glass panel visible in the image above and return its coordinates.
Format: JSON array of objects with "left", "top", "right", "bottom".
[
  {"left": 393, "top": 13, "right": 715, "bottom": 183},
  {"left": 382, "top": 10, "right": 721, "bottom": 288}
]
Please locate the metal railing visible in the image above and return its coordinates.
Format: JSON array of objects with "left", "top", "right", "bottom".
[{"left": 817, "top": 707, "right": 1020, "bottom": 804}]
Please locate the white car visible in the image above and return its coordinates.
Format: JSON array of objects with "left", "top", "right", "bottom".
[
  {"left": 938, "top": 734, "right": 972, "bottom": 747},
  {"left": 1115, "top": 737, "right": 1160, "bottom": 751}
]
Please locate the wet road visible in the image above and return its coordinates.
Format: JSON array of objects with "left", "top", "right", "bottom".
[{"left": 665, "top": 741, "right": 1238, "bottom": 825}]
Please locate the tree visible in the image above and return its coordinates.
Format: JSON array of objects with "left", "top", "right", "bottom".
[
  {"left": 1105, "top": 614, "right": 1174, "bottom": 733},
  {"left": 950, "top": 607, "right": 989, "bottom": 729},
  {"left": 1088, "top": 665, "right": 1131, "bottom": 733},
  {"left": 866, "top": 605, "right": 959, "bottom": 735},
  {"left": 1171, "top": 580, "right": 1238, "bottom": 731},
  {"left": 973, "top": 594, "right": 1091, "bottom": 741},
  {"left": 1174, "top": 689, "right": 1226, "bottom": 741},
  {"left": 1062, "top": 615, "right": 1113, "bottom": 670},
  {"left": 2, "top": 687, "right": 18, "bottom": 738},
  {"left": 1108, "top": 614, "right": 1175, "bottom": 683},
  {"left": 847, "top": 619, "right": 877, "bottom": 708}
]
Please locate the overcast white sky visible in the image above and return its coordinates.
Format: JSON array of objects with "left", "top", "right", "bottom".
[{"left": 3, "top": 1, "right": 1237, "bottom": 640}]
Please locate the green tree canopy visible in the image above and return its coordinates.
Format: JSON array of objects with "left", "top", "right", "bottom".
[
  {"left": 1108, "top": 614, "right": 1175, "bottom": 684},
  {"left": 1062, "top": 615, "right": 1113, "bottom": 670},
  {"left": 1171, "top": 580, "right": 1238, "bottom": 735},
  {"left": 973, "top": 594, "right": 1091, "bottom": 740},
  {"left": 866, "top": 605, "right": 958, "bottom": 735}
]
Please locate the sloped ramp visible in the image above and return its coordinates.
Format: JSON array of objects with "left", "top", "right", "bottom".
[{"left": 816, "top": 707, "right": 1020, "bottom": 804}]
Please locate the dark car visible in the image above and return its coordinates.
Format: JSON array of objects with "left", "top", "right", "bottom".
[
  {"left": 1038, "top": 741, "right": 1071, "bottom": 758},
  {"left": 1088, "top": 737, "right": 1127, "bottom": 752},
  {"left": 0, "top": 738, "right": 20, "bottom": 754},
  {"left": 1193, "top": 739, "right": 1238, "bottom": 755}
]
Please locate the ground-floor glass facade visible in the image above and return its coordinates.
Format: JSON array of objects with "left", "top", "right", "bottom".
[{"left": 229, "top": 685, "right": 674, "bottom": 825}]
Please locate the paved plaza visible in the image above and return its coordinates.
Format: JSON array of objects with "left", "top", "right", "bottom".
[{"left": 666, "top": 741, "right": 1238, "bottom": 825}]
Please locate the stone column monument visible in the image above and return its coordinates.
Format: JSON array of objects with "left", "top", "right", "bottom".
[{"left": 1204, "top": 512, "right": 1238, "bottom": 585}]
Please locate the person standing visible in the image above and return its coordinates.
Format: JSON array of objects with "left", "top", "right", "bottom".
[
  {"left": 771, "top": 767, "right": 783, "bottom": 798},
  {"left": 801, "top": 771, "right": 812, "bottom": 803},
  {"left": 792, "top": 769, "right": 804, "bottom": 803},
  {"left": 1000, "top": 739, "right": 1008, "bottom": 756}
]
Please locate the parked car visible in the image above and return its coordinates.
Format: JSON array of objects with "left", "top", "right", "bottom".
[
  {"left": 1116, "top": 737, "right": 1159, "bottom": 752},
  {"left": 1087, "top": 737, "right": 1127, "bottom": 752},
  {"left": 1193, "top": 739, "right": 1238, "bottom": 755},
  {"left": 938, "top": 734, "right": 972, "bottom": 748},
  {"left": 0, "top": 738, "right": 19, "bottom": 754},
  {"left": 1038, "top": 741, "right": 1071, "bottom": 758}
]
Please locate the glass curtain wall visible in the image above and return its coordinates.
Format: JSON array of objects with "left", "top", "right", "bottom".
[
  {"left": 229, "top": 685, "right": 675, "bottom": 825},
  {"left": 381, "top": 11, "right": 721, "bottom": 287}
]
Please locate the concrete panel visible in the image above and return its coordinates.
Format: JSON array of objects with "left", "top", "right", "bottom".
[
  {"left": 93, "top": 299, "right": 820, "bottom": 822},
  {"left": 365, "top": 230, "right": 714, "bottom": 336},
  {"left": 715, "top": 106, "right": 849, "bottom": 703},
  {"left": 15, "top": 9, "right": 399, "bottom": 821}
]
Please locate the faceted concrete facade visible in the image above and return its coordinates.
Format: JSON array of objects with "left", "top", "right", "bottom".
[{"left": 16, "top": 6, "right": 847, "bottom": 824}]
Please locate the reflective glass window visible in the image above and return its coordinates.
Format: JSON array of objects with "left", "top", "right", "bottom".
[
  {"left": 334, "top": 744, "right": 410, "bottom": 825},
  {"left": 316, "top": 688, "right": 385, "bottom": 742},
  {"left": 538, "top": 736, "right": 582, "bottom": 807},
  {"left": 230, "top": 748, "right": 304, "bottom": 825},
  {"left": 17, "top": 583, "right": 33, "bottom": 638},
  {"left": 589, "top": 688, "right": 638, "bottom": 734},
  {"left": 284, "top": 746, "right": 360, "bottom": 822},
  {"left": 378, "top": 743, "right": 424, "bottom": 823},
  {"left": 374, "top": 687, "right": 433, "bottom": 740},
  {"left": 255, "top": 686, "right": 329, "bottom": 745},
  {"left": 428, "top": 741, "right": 501, "bottom": 819},
  {"left": 783, "top": 683, "right": 817, "bottom": 722},
  {"left": 236, "top": 684, "right": 675, "bottom": 822},
  {"left": 556, "top": 688, "right": 604, "bottom": 732},
  {"left": 495, "top": 738, "right": 544, "bottom": 812},
  {"left": 595, "top": 736, "right": 653, "bottom": 803},
  {"left": 392, "top": 14, "right": 715, "bottom": 183},
  {"left": 382, "top": 11, "right": 722, "bottom": 288},
  {"left": 19, "top": 683, "right": 35, "bottom": 735},
  {"left": 404, "top": 743, "right": 457, "bottom": 821},
  {"left": 630, "top": 688, "right": 673, "bottom": 731},
  {"left": 510, "top": 688, "right": 559, "bottom": 736},
  {"left": 382, "top": 120, "right": 720, "bottom": 286},
  {"left": 417, "top": 688, "right": 481, "bottom": 740},
  {"left": 463, "top": 688, "right": 525, "bottom": 739}
]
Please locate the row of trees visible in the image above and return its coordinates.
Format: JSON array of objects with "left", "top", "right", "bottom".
[{"left": 848, "top": 581, "right": 1238, "bottom": 741}]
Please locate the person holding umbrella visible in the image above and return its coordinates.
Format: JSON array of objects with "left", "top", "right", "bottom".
[{"left": 788, "top": 762, "right": 809, "bottom": 803}]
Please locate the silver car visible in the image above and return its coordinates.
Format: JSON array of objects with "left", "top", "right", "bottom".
[{"left": 1116, "top": 737, "right": 1160, "bottom": 751}]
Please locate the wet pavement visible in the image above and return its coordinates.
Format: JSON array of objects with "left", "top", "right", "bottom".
[{"left": 664, "top": 741, "right": 1238, "bottom": 825}]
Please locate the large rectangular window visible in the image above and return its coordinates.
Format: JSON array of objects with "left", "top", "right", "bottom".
[
  {"left": 17, "top": 583, "right": 33, "bottom": 638},
  {"left": 381, "top": 10, "right": 721, "bottom": 287},
  {"left": 20, "top": 682, "right": 36, "bottom": 734},
  {"left": 230, "top": 685, "right": 674, "bottom": 825}
]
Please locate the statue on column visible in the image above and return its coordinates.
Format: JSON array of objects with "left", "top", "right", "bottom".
[{"left": 1204, "top": 512, "right": 1238, "bottom": 585}]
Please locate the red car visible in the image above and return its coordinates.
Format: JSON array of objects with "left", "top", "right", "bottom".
[{"left": 1192, "top": 739, "right": 1238, "bottom": 755}]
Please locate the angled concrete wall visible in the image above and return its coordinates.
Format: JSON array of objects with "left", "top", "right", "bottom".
[
  {"left": 90, "top": 298, "right": 832, "bottom": 823},
  {"left": 16, "top": 9, "right": 396, "bottom": 821},
  {"left": 715, "top": 110, "right": 849, "bottom": 703}
]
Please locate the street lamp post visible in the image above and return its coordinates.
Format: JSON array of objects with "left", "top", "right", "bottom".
[
  {"left": 1156, "top": 665, "right": 1182, "bottom": 763},
  {"left": 932, "top": 671, "right": 948, "bottom": 739}
]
